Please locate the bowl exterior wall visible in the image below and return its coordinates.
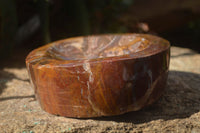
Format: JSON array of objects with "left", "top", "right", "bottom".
[{"left": 26, "top": 47, "right": 170, "bottom": 118}]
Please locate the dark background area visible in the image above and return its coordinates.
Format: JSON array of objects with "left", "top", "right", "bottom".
[{"left": 0, "top": 0, "right": 200, "bottom": 61}]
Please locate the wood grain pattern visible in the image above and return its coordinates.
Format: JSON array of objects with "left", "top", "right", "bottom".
[{"left": 26, "top": 34, "right": 170, "bottom": 118}]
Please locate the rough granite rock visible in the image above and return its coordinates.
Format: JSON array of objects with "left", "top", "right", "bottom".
[{"left": 0, "top": 46, "right": 200, "bottom": 133}]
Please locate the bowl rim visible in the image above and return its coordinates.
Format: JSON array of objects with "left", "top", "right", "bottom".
[{"left": 26, "top": 33, "right": 170, "bottom": 68}]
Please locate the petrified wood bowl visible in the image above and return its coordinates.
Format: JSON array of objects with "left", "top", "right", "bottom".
[{"left": 26, "top": 34, "right": 170, "bottom": 118}]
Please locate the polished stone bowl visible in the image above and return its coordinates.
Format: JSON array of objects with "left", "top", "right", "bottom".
[{"left": 26, "top": 34, "right": 170, "bottom": 118}]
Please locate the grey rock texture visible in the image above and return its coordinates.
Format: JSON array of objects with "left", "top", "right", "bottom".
[{"left": 0, "top": 46, "right": 200, "bottom": 133}]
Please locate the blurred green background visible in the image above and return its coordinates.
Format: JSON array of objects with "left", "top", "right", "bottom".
[{"left": 0, "top": 0, "right": 200, "bottom": 60}]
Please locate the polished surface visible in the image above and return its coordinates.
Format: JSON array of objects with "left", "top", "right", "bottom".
[{"left": 26, "top": 34, "right": 170, "bottom": 118}]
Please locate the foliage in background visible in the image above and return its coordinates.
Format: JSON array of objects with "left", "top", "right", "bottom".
[
  {"left": 0, "top": 0, "right": 200, "bottom": 59},
  {"left": 0, "top": 0, "right": 134, "bottom": 58},
  {"left": 0, "top": 0, "right": 18, "bottom": 58},
  {"left": 86, "top": 0, "right": 134, "bottom": 33},
  {"left": 38, "top": 0, "right": 51, "bottom": 43},
  {"left": 188, "top": 19, "right": 200, "bottom": 39}
]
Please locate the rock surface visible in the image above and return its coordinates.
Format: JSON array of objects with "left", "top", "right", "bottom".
[{"left": 0, "top": 46, "right": 200, "bottom": 133}]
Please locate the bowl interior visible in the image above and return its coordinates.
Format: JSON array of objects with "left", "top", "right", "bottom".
[{"left": 45, "top": 34, "right": 153, "bottom": 60}]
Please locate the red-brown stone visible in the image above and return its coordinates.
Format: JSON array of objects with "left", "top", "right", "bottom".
[{"left": 26, "top": 34, "right": 170, "bottom": 118}]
